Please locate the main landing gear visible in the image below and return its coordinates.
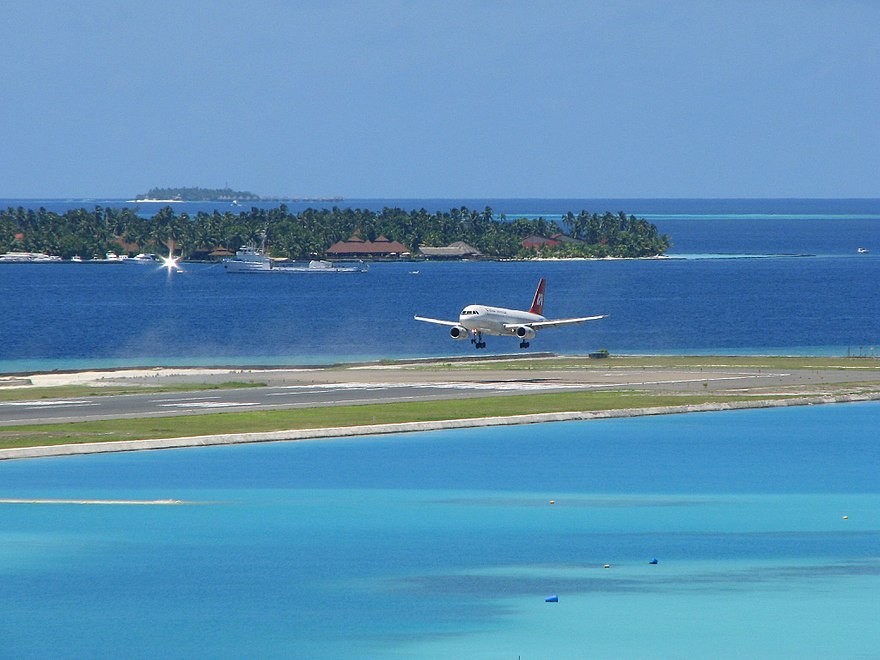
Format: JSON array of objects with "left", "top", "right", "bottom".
[
  {"left": 471, "top": 331, "right": 486, "bottom": 349},
  {"left": 519, "top": 340, "right": 530, "bottom": 349}
]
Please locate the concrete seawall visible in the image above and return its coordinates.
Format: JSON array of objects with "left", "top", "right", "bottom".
[{"left": 2, "top": 392, "right": 877, "bottom": 461}]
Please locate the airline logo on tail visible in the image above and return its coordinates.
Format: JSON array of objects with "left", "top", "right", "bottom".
[
  {"left": 414, "top": 278, "right": 606, "bottom": 350},
  {"left": 529, "top": 279, "right": 546, "bottom": 315}
]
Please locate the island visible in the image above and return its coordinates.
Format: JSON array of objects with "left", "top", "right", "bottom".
[
  {"left": 133, "top": 186, "right": 344, "bottom": 203},
  {"left": 134, "top": 186, "right": 261, "bottom": 202},
  {"left": 0, "top": 204, "right": 670, "bottom": 261}
]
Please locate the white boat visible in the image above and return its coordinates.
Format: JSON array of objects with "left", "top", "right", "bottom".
[
  {"left": 129, "top": 253, "right": 160, "bottom": 263},
  {"left": 0, "top": 251, "right": 62, "bottom": 263},
  {"left": 857, "top": 247, "right": 869, "bottom": 254},
  {"left": 224, "top": 243, "right": 273, "bottom": 272},
  {"left": 276, "top": 259, "right": 368, "bottom": 273}
]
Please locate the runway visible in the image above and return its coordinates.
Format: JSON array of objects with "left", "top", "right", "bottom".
[
  {"left": 4, "top": 356, "right": 879, "bottom": 426},
  {"left": 0, "top": 379, "right": 622, "bottom": 425}
]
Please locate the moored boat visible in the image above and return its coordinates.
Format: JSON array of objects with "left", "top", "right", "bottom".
[
  {"left": 128, "top": 253, "right": 160, "bottom": 263},
  {"left": 224, "top": 243, "right": 273, "bottom": 272},
  {"left": 0, "top": 251, "right": 62, "bottom": 263},
  {"left": 276, "top": 259, "right": 368, "bottom": 273}
]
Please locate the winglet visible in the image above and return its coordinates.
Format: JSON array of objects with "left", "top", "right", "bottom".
[{"left": 528, "top": 278, "right": 546, "bottom": 315}]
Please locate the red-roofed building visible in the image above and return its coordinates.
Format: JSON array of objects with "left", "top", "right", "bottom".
[
  {"left": 521, "top": 235, "right": 561, "bottom": 250},
  {"left": 327, "top": 235, "right": 408, "bottom": 258},
  {"left": 550, "top": 233, "right": 584, "bottom": 245}
]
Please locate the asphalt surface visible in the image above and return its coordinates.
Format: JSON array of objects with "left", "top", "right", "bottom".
[{"left": 0, "top": 381, "right": 574, "bottom": 425}]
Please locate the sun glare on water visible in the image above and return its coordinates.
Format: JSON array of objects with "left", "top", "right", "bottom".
[{"left": 161, "top": 253, "right": 183, "bottom": 273}]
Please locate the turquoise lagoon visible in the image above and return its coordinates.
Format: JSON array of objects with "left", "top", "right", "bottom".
[{"left": 1, "top": 403, "right": 879, "bottom": 658}]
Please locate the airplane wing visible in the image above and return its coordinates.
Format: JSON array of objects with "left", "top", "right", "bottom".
[
  {"left": 414, "top": 315, "right": 461, "bottom": 327},
  {"left": 505, "top": 314, "right": 607, "bottom": 331}
]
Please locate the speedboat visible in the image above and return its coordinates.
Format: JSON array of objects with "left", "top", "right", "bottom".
[
  {"left": 129, "top": 253, "right": 160, "bottom": 263},
  {"left": 275, "top": 259, "right": 368, "bottom": 273},
  {"left": 0, "top": 251, "right": 62, "bottom": 263},
  {"left": 857, "top": 247, "right": 869, "bottom": 254},
  {"left": 304, "top": 259, "right": 368, "bottom": 273}
]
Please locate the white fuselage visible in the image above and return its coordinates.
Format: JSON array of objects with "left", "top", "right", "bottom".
[{"left": 458, "top": 305, "right": 545, "bottom": 337}]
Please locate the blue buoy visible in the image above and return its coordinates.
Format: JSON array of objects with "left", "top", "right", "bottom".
[
  {"left": 545, "top": 594, "right": 558, "bottom": 603},
  {"left": 649, "top": 558, "right": 659, "bottom": 565}
]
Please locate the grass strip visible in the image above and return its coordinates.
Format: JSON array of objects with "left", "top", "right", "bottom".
[
  {"left": 0, "top": 381, "right": 264, "bottom": 403},
  {"left": 0, "top": 389, "right": 789, "bottom": 450}
]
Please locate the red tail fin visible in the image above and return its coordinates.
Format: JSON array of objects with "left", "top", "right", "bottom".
[{"left": 528, "top": 278, "right": 546, "bottom": 315}]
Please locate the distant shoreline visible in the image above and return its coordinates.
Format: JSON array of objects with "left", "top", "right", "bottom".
[
  {"left": 128, "top": 198, "right": 345, "bottom": 203},
  {"left": 128, "top": 197, "right": 345, "bottom": 203},
  {"left": 127, "top": 198, "right": 184, "bottom": 203}
]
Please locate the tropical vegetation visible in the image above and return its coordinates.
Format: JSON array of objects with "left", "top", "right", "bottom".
[
  {"left": 0, "top": 205, "right": 670, "bottom": 260},
  {"left": 135, "top": 186, "right": 260, "bottom": 201}
]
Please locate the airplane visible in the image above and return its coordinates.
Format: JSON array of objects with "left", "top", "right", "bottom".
[{"left": 414, "top": 278, "right": 607, "bottom": 349}]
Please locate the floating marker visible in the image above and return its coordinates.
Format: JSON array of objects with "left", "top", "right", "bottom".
[
  {"left": 649, "top": 558, "right": 659, "bottom": 565},
  {"left": 545, "top": 594, "right": 558, "bottom": 603}
]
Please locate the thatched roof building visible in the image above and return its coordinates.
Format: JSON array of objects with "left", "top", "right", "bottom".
[{"left": 326, "top": 236, "right": 408, "bottom": 257}]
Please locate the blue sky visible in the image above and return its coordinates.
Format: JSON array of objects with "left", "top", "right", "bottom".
[{"left": 2, "top": 1, "right": 878, "bottom": 198}]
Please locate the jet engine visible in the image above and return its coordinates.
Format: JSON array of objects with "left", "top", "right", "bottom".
[
  {"left": 513, "top": 325, "right": 537, "bottom": 340},
  {"left": 449, "top": 325, "right": 470, "bottom": 340}
]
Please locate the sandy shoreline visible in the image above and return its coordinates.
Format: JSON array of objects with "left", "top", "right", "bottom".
[{"left": 2, "top": 367, "right": 273, "bottom": 389}]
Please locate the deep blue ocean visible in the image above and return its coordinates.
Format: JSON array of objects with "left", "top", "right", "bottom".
[
  {"left": 2, "top": 198, "right": 879, "bottom": 372},
  {"left": 2, "top": 199, "right": 879, "bottom": 658}
]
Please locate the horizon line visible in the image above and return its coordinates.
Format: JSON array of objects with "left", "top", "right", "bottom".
[{"left": 1, "top": 196, "right": 879, "bottom": 202}]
